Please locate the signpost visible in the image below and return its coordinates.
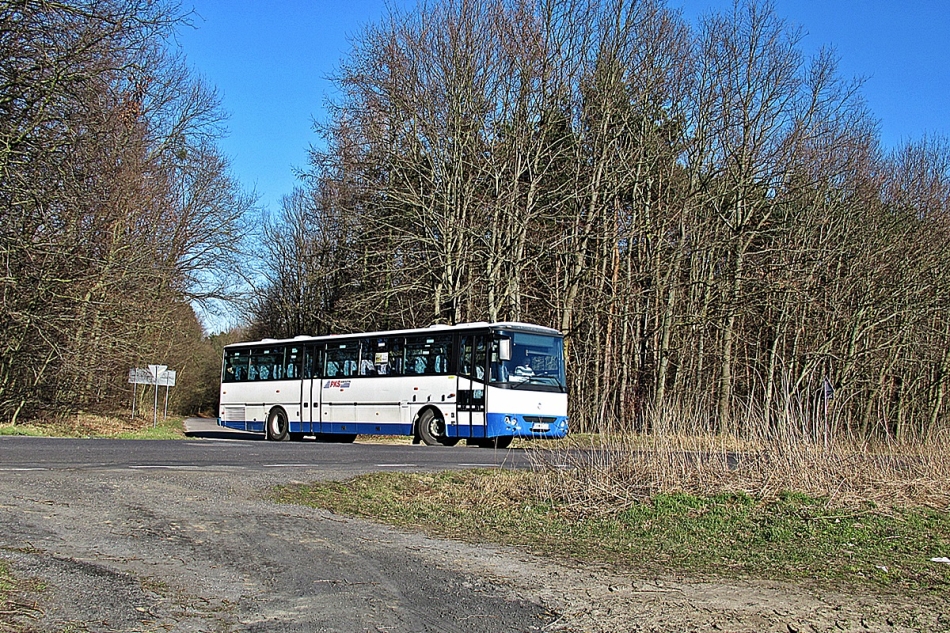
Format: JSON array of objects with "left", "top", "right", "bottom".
[{"left": 129, "top": 365, "right": 177, "bottom": 427}]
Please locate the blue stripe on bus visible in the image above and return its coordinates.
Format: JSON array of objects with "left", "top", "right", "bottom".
[
  {"left": 218, "top": 415, "right": 568, "bottom": 439},
  {"left": 217, "top": 419, "right": 266, "bottom": 433}
]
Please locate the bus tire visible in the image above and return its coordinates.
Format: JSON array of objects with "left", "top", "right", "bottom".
[
  {"left": 493, "top": 435, "right": 513, "bottom": 449},
  {"left": 417, "top": 409, "right": 446, "bottom": 446},
  {"left": 476, "top": 436, "right": 513, "bottom": 449},
  {"left": 266, "top": 408, "right": 289, "bottom": 441}
]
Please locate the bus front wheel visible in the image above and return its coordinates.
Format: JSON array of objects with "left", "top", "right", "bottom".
[
  {"left": 492, "top": 436, "right": 513, "bottom": 449},
  {"left": 471, "top": 436, "right": 513, "bottom": 449},
  {"left": 266, "top": 408, "right": 289, "bottom": 441}
]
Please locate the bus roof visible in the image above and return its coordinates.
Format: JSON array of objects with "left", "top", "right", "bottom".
[{"left": 223, "top": 321, "right": 561, "bottom": 350}]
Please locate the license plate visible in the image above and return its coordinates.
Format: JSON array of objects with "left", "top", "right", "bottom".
[{"left": 531, "top": 423, "right": 550, "bottom": 432}]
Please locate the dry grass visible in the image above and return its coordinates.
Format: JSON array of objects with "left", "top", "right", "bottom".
[
  {"left": 530, "top": 429, "right": 950, "bottom": 517},
  {"left": 0, "top": 561, "right": 43, "bottom": 633}
]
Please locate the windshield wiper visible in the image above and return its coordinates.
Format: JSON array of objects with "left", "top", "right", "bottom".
[{"left": 508, "top": 376, "right": 566, "bottom": 392}]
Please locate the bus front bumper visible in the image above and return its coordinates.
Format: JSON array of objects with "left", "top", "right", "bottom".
[{"left": 486, "top": 413, "right": 568, "bottom": 439}]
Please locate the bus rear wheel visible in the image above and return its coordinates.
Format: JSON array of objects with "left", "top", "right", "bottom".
[{"left": 266, "top": 408, "right": 289, "bottom": 441}]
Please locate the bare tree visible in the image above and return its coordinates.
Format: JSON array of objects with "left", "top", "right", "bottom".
[
  {"left": 0, "top": 0, "right": 253, "bottom": 422},
  {"left": 252, "top": 0, "right": 950, "bottom": 442}
]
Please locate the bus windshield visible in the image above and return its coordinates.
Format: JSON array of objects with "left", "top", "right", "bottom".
[{"left": 491, "top": 330, "right": 566, "bottom": 392}]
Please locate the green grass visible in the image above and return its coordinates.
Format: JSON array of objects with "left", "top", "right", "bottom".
[
  {"left": 274, "top": 470, "right": 950, "bottom": 592},
  {"left": 0, "top": 415, "right": 187, "bottom": 439},
  {"left": 0, "top": 425, "right": 45, "bottom": 437},
  {"left": 0, "top": 560, "right": 12, "bottom": 593},
  {"left": 112, "top": 417, "right": 187, "bottom": 440}
]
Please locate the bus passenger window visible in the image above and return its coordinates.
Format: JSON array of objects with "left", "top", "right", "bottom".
[
  {"left": 405, "top": 335, "right": 452, "bottom": 376},
  {"left": 460, "top": 337, "right": 472, "bottom": 376},
  {"left": 326, "top": 343, "right": 359, "bottom": 378},
  {"left": 224, "top": 351, "right": 250, "bottom": 383},
  {"left": 410, "top": 355, "right": 427, "bottom": 375},
  {"left": 302, "top": 347, "right": 317, "bottom": 379},
  {"left": 285, "top": 347, "right": 300, "bottom": 379}
]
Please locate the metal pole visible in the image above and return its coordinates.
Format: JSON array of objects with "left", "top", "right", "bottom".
[
  {"left": 131, "top": 381, "right": 137, "bottom": 421},
  {"left": 163, "top": 383, "right": 169, "bottom": 421},
  {"left": 153, "top": 371, "right": 159, "bottom": 428}
]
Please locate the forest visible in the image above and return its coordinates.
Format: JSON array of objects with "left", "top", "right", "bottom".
[
  {"left": 3, "top": 0, "right": 949, "bottom": 444},
  {"left": 254, "top": 0, "right": 950, "bottom": 443},
  {"left": 0, "top": 0, "right": 249, "bottom": 422}
]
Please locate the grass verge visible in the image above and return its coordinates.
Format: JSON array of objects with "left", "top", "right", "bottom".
[
  {"left": 0, "top": 412, "right": 187, "bottom": 439},
  {"left": 275, "top": 467, "right": 950, "bottom": 592}
]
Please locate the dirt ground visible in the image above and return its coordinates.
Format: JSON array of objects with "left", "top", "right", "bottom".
[{"left": 1, "top": 464, "right": 946, "bottom": 632}]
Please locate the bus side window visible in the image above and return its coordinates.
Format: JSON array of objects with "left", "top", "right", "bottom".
[
  {"left": 326, "top": 343, "right": 359, "bottom": 378},
  {"left": 370, "top": 337, "right": 397, "bottom": 375},
  {"left": 436, "top": 340, "right": 452, "bottom": 375},
  {"left": 405, "top": 335, "right": 452, "bottom": 376},
  {"left": 386, "top": 337, "right": 404, "bottom": 376},
  {"left": 473, "top": 336, "right": 487, "bottom": 381},
  {"left": 460, "top": 336, "right": 472, "bottom": 376},
  {"left": 224, "top": 351, "right": 249, "bottom": 383},
  {"left": 302, "top": 346, "right": 318, "bottom": 379},
  {"left": 411, "top": 355, "right": 427, "bottom": 375}
]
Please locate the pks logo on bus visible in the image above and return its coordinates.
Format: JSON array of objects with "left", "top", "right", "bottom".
[{"left": 324, "top": 380, "right": 351, "bottom": 389}]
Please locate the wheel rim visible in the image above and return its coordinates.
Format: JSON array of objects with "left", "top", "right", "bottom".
[{"left": 417, "top": 409, "right": 444, "bottom": 446}]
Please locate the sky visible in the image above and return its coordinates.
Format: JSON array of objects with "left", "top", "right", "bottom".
[{"left": 175, "top": 0, "right": 950, "bottom": 217}]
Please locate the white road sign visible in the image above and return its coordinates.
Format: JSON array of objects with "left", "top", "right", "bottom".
[
  {"left": 129, "top": 368, "right": 152, "bottom": 385},
  {"left": 129, "top": 367, "right": 176, "bottom": 386}
]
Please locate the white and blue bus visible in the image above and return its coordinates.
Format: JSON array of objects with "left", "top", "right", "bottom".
[{"left": 218, "top": 322, "right": 568, "bottom": 447}]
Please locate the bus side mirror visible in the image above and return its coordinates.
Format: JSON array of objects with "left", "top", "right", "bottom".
[{"left": 498, "top": 338, "right": 512, "bottom": 361}]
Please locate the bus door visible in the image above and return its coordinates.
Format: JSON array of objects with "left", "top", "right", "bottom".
[
  {"left": 302, "top": 344, "right": 321, "bottom": 434},
  {"left": 456, "top": 334, "right": 487, "bottom": 439},
  {"left": 319, "top": 339, "right": 361, "bottom": 433}
]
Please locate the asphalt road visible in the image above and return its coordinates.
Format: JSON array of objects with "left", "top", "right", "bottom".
[
  {"left": 0, "top": 418, "right": 538, "bottom": 473},
  {"left": 0, "top": 421, "right": 559, "bottom": 632}
]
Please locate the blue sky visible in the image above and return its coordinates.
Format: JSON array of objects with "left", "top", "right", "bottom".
[{"left": 176, "top": 0, "right": 950, "bottom": 215}]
